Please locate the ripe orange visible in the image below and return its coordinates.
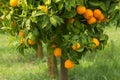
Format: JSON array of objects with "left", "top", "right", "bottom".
[
  {"left": 72, "top": 43, "right": 81, "bottom": 50},
  {"left": 84, "top": 9, "right": 93, "bottom": 20},
  {"left": 93, "top": 9, "right": 102, "bottom": 19},
  {"left": 38, "top": 5, "right": 48, "bottom": 13},
  {"left": 65, "top": 59, "right": 74, "bottom": 69},
  {"left": 10, "top": 0, "right": 18, "bottom": 7},
  {"left": 28, "top": 39, "right": 36, "bottom": 45},
  {"left": 19, "top": 30, "right": 25, "bottom": 37},
  {"left": 72, "top": 45, "right": 78, "bottom": 50},
  {"left": 98, "top": 14, "right": 105, "bottom": 21},
  {"left": 68, "top": 18, "right": 75, "bottom": 23},
  {"left": 76, "top": 6, "right": 86, "bottom": 15},
  {"left": 87, "top": 16, "right": 97, "bottom": 25},
  {"left": 21, "top": 38, "right": 25, "bottom": 44},
  {"left": 54, "top": 48, "right": 62, "bottom": 57},
  {"left": 92, "top": 38, "right": 100, "bottom": 48}
]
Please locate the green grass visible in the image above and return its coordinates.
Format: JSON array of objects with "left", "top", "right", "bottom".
[{"left": 0, "top": 27, "right": 120, "bottom": 80}]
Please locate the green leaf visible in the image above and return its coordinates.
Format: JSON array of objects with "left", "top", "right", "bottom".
[
  {"left": 76, "top": 0, "right": 85, "bottom": 6},
  {"left": 100, "top": 3, "right": 107, "bottom": 11},
  {"left": 19, "top": 10, "right": 27, "bottom": 17},
  {"left": 38, "top": 15, "right": 51, "bottom": 29},
  {"left": 50, "top": 15, "right": 64, "bottom": 27},
  {"left": 76, "top": 48, "right": 84, "bottom": 52},
  {"left": 63, "top": 35, "right": 70, "bottom": 41},
  {"left": 53, "top": 0, "right": 61, "bottom": 3},
  {"left": 65, "top": 1, "right": 71, "bottom": 11},
  {"left": 33, "top": 28, "right": 39, "bottom": 37},
  {"left": 100, "top": 34, "right": 108, "bottom": 41},
  {"left": 88, "top": 1, "right": 102, "bottom": 6},
  {"left": 28, "top": 32, "right": 36, "bottom": 41},
  {"left": 30, "top": 17, "right": 37, "bottom": 23},
  {"left": 26, "top": 19, "right": 31, "bottom": 30},
  {"left": 88, "top": 1, "right": 107, "bottom": 11},
  {"left": 18, "top": 0, "right": 28, "bottom": 8},
  {"left": 32, "top": 11, "right": 46, "bottom": 17},
  {"left": 50, "top": 16, "right": 57, "bottom": 27},
  {"left": 62, "top": 8, "right": 77, "bottom": 18},
  {"left": 43, "top": 0, "right": 51, "bottom": 5},
  {"left": 58, "top": 2, "right": 64, "bottom": 11}
]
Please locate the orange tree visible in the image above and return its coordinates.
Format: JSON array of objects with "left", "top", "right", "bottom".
[{"left": 1, "top": 0, "right": 120, "bottom": 80}]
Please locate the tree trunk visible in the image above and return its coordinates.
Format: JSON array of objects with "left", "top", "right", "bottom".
[
  {"left": 60, "top": 58, "right": 68, "bottom": 80},
  {"left": 47, "top": 53, "right": 58, "bottom": 79},
  {"left": 36, "top": 41, "right": 43, "bottom": 59}
]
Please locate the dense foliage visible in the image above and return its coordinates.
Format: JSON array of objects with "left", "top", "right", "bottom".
[{"left": 1, "top": 0, "right": 120, "bottom": 67}]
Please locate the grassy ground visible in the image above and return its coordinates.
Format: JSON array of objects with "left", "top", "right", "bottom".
[{"left": 0, "top": 27, "right": 120, "bottom": 80}]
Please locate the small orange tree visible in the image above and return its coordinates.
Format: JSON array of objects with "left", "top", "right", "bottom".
[{"left": 1, "top": 0, "right": 120, "bottom": 80}]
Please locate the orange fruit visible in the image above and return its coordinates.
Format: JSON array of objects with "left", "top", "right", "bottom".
[
  {"left": 84, "top": 9, "right": 93, "bottom": 20},
  {"left": 76, "top": 6, "right": 86, "bottom": 15},
  {"left": 98, "top": 14, "right": 105, "bottom": 21},
  {"left": 92, "top": 38, "right": 100, "bottom": 48},
  {"left": 54, "top": 48, "right": 62, "bottom": 57},
  {"left": 38, "top": 5, "right": 48, "bottom": 13},
  {"left": 93, "top": 9, "right": 102, "bottom": 19},
  {"left": 10, "top": 0, "right": 18, "bottom": 7},
  {"left": 76, "top": 43, "right": 81, "bottom": 49},
  {"left": 72, "top": 45, "right": 78, "bottom": 50},
  {"left": 72, "top": 43, "right": 81, "bottom": 50},
  {"left": 19, "top": 30, "right": 25, "bottom": 37},
  {"left": 28, "top": 39, "right": 36, "bottom": 45},
  {"left": 21, "top": 38, "right": 25, "bottom": 44},
  {"left": 68, "top": 18, "right": 75, "bottom": 23},
  {"left": 87, "top": 16, "right": 97, "bottom": 25},
  {"left": 65, "top": 59, "right": 74, "bottom": 69}
]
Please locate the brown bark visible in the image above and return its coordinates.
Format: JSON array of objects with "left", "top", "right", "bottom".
[
  {"left": 36, "top": 41, "right": 43, "bottom": 59},
  {"left": 47, "top": 53, "right": 58, "bottom": 79},
  {"left": 60, "top": 58, "right": 68, "bottom": 80}
]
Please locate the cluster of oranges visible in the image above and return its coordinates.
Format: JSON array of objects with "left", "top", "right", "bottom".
[
  {"left": 19, "top": 30, "right": 36, "bottom": 45},
  {"left": 10, "top": 0, "right": 41, "bottom": 46},
  {"left": 10, "top": 0, "right": 100, "bottom": 70},
  {"left": 76, "top": 6, "right": 105, "bottom": 25},
  {"left": 53, "top": 37, "right": 99, "bottom": 69},
  {"left": 52, "top": 44, "right": 74, "bottom": 69}
]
